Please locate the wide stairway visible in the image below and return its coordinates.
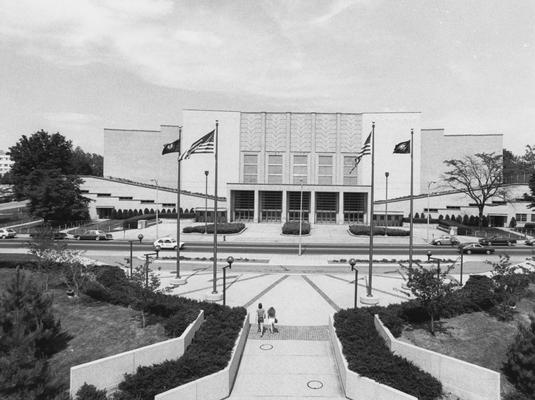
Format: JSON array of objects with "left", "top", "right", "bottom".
[{"left": 229, "top": 325, "right": 346, "bottom": 400}]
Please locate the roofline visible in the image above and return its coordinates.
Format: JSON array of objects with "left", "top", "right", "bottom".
[
  {"left": 184, "top": 108, "right": 422, "bottom": 115},
  {"left": 104, "top": 128, "right": 161, "bottom": 133}
]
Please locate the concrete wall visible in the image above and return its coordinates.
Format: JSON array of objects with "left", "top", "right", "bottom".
[
  {"left": 69, "top": 310, "right": 204, "bottom": 397},
  {"left": 420, "top": 129, "right": 503, "bottom": 195},
  {"left": 328, "top": 316, "right": 417, "bottom": 400},
  {"left": 104, "top": 126, "right": 181, "bottom": 189},
  {"left": 155, "top": 314, "right": 250, "bottom": 400},
  {"left": 374, "top": 315, "right": 500, "bottom": 400}
]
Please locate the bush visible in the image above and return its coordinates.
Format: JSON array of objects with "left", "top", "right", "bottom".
[
  {"left": 334, "top": 309, "right": 442, "bottom": 400},
  {"left": 183, "top": 222, "right": 245, "bottom": 234},
  {"left": 282, "top": 221, "right": 311, "bottom": 235},
  {"left": 75, "top": 384, "right": 107, "bottom": 400},
  {"left": 349, "top": 225, "right": 409, "bottom": 236},
  {"left": 509, "top": 217, "right": 517, "bottom": 228},
  {"left": 503, "top": 316, "right": 535, "bottom": 398}
]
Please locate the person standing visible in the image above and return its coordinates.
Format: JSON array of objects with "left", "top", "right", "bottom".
[
  {"left": 267, "top": 306, "right": 276, "bottom": 334},
  {"left": 256, "top": 303, "right": 266, "bottom": 336}
]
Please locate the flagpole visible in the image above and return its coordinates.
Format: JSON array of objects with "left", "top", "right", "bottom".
[
  {"left": 409, "top": 128, "right": 414, "bottom": 269},
  {"left": 212, "top": 120, "right": 219, "bottom": 295},
  {"left": 176, "top": 127, "right": 182, "bottom": 279},
  {"left": 367, "top": 121, "right": 375, "bottom": 297}
]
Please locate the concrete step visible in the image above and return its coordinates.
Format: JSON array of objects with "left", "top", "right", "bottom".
[{"left": 248, "top": 325, "right": 330, "bottom": 341}]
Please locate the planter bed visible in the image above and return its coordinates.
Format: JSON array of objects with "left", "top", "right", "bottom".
[
  {"left": 183, "top": 222, "right": 245, "bottom": 235},
  {"left": 282, "top": 221, "right": 311, "bottom": 235},
  {"left": 349, "top": 225, "right": 410, "bottom": 236}
]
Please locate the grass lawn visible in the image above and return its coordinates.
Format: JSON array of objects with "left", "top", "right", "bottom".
[
  {"left": 0, "top": 268, "right": 168, "bottom": 393},
  {"left": 401, "top": 284, "right": 535, "bottom": 396}
]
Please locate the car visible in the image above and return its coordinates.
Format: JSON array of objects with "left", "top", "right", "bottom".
[
  {"left": 431, "top": 235, "right": 460, "bottom": 246},
  {"left": 478, "top": 236, "right": 517, "bottom": 246},
  {"left": 0, "top": 228, "right": 16, "bottom": 239},
  {"left": 153, "top": 238, "right": 184, "bottom": 251},
  {"left": 458, "top": 242, "right": 495, "bottom": 255},
  {"left": 74, "top": 230, "right": 113, "bottom": 240},
  {"left": 525, "top": 238, "right": 535, "bottom": 246},
  {"left": 30, "top": 231, "right": 74, "bottom": 240}
]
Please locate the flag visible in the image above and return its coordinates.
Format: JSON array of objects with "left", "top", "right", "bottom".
[
  {"left": 162, "top": 139, "right": 180, "bottom": 155},
  {"left": 393, "top": 140, "right": 410, "bottom": 154},
  {"left": 179, "top": 130, "right": 215, "bottom": 161},
  {"left": 350, "top": 131, "right": 372, "bottom": 173}
]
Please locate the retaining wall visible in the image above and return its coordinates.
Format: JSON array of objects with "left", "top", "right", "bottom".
[
  {"left": 327, "top": 316, "right": 417, "bottom": 400},
  {"left": 70, "top": 310, "right": 204, "bottom": 397},
  {"left": 155, "top": 313, "right": 250, "bottom": 400},
  {"left": 374, "top": 314, "right": 500, "bottom": 400}
]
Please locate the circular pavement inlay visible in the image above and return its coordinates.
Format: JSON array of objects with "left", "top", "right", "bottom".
[
  {"left": 307, "top": 380, "right": 324, "bottom": 390},
  {"left": 259, "top": 344, "right": 273, "bottom": 351}
]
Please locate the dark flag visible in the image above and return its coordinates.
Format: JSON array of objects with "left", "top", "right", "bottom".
[
  {"left": 350, "top": 131, "right": 372, "bottom": 173},
  {"left": 162, "top": 139, "right": 180, "bottom": 155},
  {"left": 393, "top": 140, "right": 410, "bottom": 154},
  {"left": 179, "top": 130, "right": 215, "bottom": 161}
]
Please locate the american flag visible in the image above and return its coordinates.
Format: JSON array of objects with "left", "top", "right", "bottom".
[
  {"left": 179, "top": 130, "right": 215, "bottom": 161},
  {"left": 350, "top": 131, "right": 372, "bottom": 173}
]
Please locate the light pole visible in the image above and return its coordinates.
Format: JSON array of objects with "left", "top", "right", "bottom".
[
  {"left": 426, "top": 250, "right": 442, "bottom": 285},
  {"left": 223, "top": 256, "right": 234, "bottom": 306},
  {"left": 150, "top": 178, "right": 159, "bottom": 239},
  {"left": 298, "top": 179, "right": 304, "bottom": 256},
  {"left": 349, "top": 258, "right": 358, "bottom": 308},
  {"left": 426, "top": 181, "right": 436, "bottom": 243},
  {"left": 384, "top": 172, "right": 389, "bottom": 236},
  {"left": 204, "top": 170, "right": 209, "bottom": 233}
]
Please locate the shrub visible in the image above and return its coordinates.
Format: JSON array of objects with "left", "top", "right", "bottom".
[
  {"left": 282, "top": 221, "right": 311, "bottom": 235},
  {"left": 509, "top": 217, "right": 517, "bottom": 228},
  {"left": 183, "top": 222, "right": 245, "bottom": 234},
  {"left": 334, "top": 309, "right": 442, "bottom": 400},
  {"left": 75, "top": 384, "right": 107, "bottom": 400},
  {"left": 503, "top": 316, "right": 535, "bottom": 398},
  {"left": 349, "top": 225, "right": 409, "bottom": 236}
]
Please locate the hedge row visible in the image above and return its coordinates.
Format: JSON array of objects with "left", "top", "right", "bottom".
[
  {"left": 282, "top": 221, "right": 311, "bottom": 235},
  {"left": 349, "top": 225, "right": 409, "bottom": 236},
  {"left": 183, "top": 222, "right": 245, "bottom": 234},
  {"left": 334, "top": 309, "right": 442, "bottom": 400},
  {"left": 81, "top": 265, "right": 246, "bottom": 400}
]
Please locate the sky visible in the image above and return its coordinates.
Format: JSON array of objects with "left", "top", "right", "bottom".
[{"left": 0, "top": 0, "right": 534, "bottom": 155}]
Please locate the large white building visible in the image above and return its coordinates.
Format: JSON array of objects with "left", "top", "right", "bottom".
[
  {"left": 0, "top": 150, "right": 13, "bottom": 176},
  {"left": 82, "top": 108, "right": 510, "bottom": 224}
]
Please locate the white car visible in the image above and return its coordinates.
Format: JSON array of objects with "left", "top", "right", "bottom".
[
  {"left": 0, "top": 228, "right": 16, "bottom": 239},
  {"left": 153, "top": 238, "right": 184, "bottom": 251}
]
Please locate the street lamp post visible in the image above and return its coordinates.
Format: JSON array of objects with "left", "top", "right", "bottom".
[
  {"left": 427, "top": 251, "right": 442, "bottom": 285},
  {"left": 150, "top": 178, "right": 159, "bottom": 239},
  {"left": 426, "top": 181, "right": 436, "bottom": 243},
  {"left": 223, "top": 256, "right": 234, "bottom": 306},
  {"left": 204, "top": 171, "right": 209, "bottom": 234},
  {"left": 460, "top": 251, "right": 464, "bottom": 286},
  {"left": 298, "top": 179, "right": 304, "bottom": 256},
  {"left": 384, "top": 172, "right": 389, "bottom": 236},
  {"left": 349, "top": 258, "right": 358, "bottom": 308}
]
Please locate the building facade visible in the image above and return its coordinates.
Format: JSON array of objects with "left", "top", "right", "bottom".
[{"left": 0, "top": 150, "right": 13, "bottom": 176}]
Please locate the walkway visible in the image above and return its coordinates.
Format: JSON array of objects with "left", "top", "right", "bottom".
[{"left": 229, "top": 326, "right": 345, "bottom": 400}]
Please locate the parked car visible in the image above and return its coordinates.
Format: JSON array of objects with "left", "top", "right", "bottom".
[
  {"left": 431, "top": 235, "right": 460, "bottom": 246},
  {"left": 0, "top": 228, "right": 16, "bottom": 239},
  {"left": 30, "top": 231, "right": 74, "bottom": 240},
  {"left": 74, "top": 230, "right": 113, "bottom": 240},
  {"left": 458, "top": 242, "right": 495, "bottom": 255},
  {"left": 478, "top": 236, "right": 517, "bottom": 246},
  {"left": 153, "top": 237, "right": 184, "bottom": 251},
  {"left": 525, "top": 238, "right": 535, "bottom": 246}
]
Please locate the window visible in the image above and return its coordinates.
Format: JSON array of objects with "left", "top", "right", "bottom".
[
  {"left": 515, "top": 213, "right": 527, "bottom": 222},
  {"left": 293, "top": 154, "right": 307, "bottom": 184},
  {"left": 268, "top": 154, "right": 283, "bottom": 184},
  {"left": 243, "top": 154, "right": 258, "bottom": 183},
  {"left": 318, "top": 155, "right": 333, "bottom": 185},
  {"left": 343, "top": 156, "right": 357, "bottom": 185}
]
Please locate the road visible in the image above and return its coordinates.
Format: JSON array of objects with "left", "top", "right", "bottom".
[{"left": 1, "top": 238, "right": 534, "bottom": 257}]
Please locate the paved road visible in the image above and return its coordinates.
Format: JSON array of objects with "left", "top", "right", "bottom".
[{"left": 2, "top": 238, "right": 534, "bottom": 256}]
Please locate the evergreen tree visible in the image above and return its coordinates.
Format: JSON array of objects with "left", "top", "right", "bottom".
[{"left": 503, "top": 315, "right": 535, "bottom": 397}]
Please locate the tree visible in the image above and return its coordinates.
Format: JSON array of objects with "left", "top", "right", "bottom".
[
  {"left": 8, "top": 131, "right": 90, "bottom": 225},
  {"left": 130, "top": 263, "right": 162, "bottom": 328},
  {"left": 509, "top": 217, "right": 517, "bottom": 228},
  {"left": 490, "top": 255, "right": 529, "bottom": 320},
  {"left": 503, "top": 315, "right": 535, "bottom": 398},
  {"left": 527, "top": 172, "right": 535, "bottom": 209},
  {"left": 405, "top": 262, "right": 458, "bottom": 335},
  {"left": 443, "top": 152, "right": 506, "bottom": 228},
  {"left": 71, "top": 146, "right": 103, "bottom": 176}
]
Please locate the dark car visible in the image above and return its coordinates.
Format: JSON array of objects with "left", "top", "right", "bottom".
[
  {"left": 478, "top": 236, "right": 517, "bottom": 246},
  {"left": 525, "top": 238, "right": 534, "bottom": 246},
  {"left": 459, "top": 242, "right": 495, "bottom": 255},
  {"left": 74, "top": 230, "right": 113, "bottom": 240}
]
